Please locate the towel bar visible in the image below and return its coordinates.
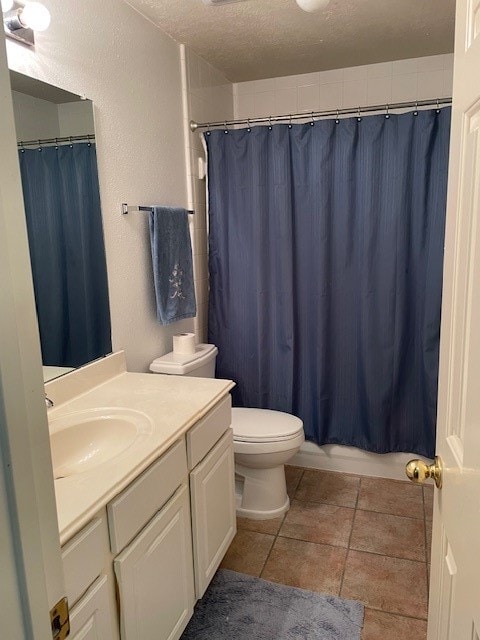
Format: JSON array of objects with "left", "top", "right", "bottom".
[{"left": 122, "top": 203, "right": 194, "bottom": 215}]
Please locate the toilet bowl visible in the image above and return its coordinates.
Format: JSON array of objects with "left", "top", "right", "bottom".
[
  {"left": 150, "top": 344, "right": 305, "bottom": 519},
  {"left": 232, "top": 408, "right": 304, "bottom": 519}
]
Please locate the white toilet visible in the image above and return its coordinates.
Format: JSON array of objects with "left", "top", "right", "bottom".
[{"left": 150, "top": 343, "right": 305, "bottom": 520}]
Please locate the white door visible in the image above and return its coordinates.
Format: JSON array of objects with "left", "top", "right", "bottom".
[
  {"left": 408, "top": 0, "right": 480, "bottom": 636},
  {"left": 0, "top": 31, "right": 67, "bottom": 640},
  {"left": 114, "top": 484, "right": 195, "bottom": 640},
  {"left": 190, "top": 428, "right": 236, "bottom": 599}
]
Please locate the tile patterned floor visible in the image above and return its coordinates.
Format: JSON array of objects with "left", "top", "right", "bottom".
[{"left": 220, "top": 466, "right": 434, "bottom": 640}]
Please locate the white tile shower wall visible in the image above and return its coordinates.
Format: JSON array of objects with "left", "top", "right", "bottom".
[
  {"left": 180, "top": 45, "right": 234, "bottom": 342},
  {"left": 234, "top": 54, "right": 454, "bottom": 120}
]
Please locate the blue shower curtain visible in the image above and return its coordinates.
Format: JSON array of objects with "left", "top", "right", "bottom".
[
  {"left": 206, "top": 108, "right": 451, "bottom": 457},
  {"left": 20, "top": 143, "right": 111, "bottom": 368}
]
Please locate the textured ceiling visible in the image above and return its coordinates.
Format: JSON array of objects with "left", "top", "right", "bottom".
[{"left": 124, "top": 0, "right": 455, "bottom": 82}]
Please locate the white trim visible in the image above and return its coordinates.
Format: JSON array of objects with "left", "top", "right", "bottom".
[
  {"left": 291, "top": 442, "right": 431, "bottom": 481},
  {"left": 0, "top": 31, "right": 65, "bottom": 636}
]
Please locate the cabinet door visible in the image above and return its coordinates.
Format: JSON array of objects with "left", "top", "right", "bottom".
[
  {"left": 190, "top": 428, "right": 236, "bottom": 599},
  {"left": 69, "top": 574, "right": 115, "bottom": 640},
  {"left": 114, "top": 484, "right": 195, "bottom": 640}
]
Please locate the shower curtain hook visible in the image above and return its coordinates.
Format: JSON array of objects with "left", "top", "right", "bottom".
[
  {"left": 69, "top": 136, "right": 73, "bottom": 148},
  {"left": 335, "top": 108, "right": 340, "bottom": 124},
  {"left": 54, "top": 137, "right": 59, "bottom": 149},
  {"left": 37, "top": 139, "right": 42, "bottom": 152},
  {"left": 87, "top": 135, "right": 91, "bottom": 147},
  {"left": 20, "top": 141, "right": 25, "bottom": 153},
  {"left": 224, "top": 121, "right": 229, "bottom": 134},
  {"left": 310, "top": 111, "right": 315, "bottom": 126},
  {"left": 206, "top": 123, "right": 211, "bottom": 136},
  {"left": 436, "top": 98, "right": 440, "bottom": 113},
  {"left": 357, "top": 106, "right": 362, "bottom": 122},
  {"left": 247, "top": 118, "right": 251, "bottom": 132},
  {"left": 268, "top": 116, "right": 273, "bottom": 130},
  {"left": 385, "top": 104, "right": 390, "bottom": 119},
  {"left": 414, "top": 101, "right": 419, "bottom": 116},
  {"left": 288, "top": 114, "right": 292, "bottom": 129}
]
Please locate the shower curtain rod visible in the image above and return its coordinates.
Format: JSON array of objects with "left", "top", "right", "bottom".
[
  {"left": 189, "top": 97, "right": 452, "bottom": 132},
  {"left": 17, "top": 134, "right": 95, "bottom": 147}
]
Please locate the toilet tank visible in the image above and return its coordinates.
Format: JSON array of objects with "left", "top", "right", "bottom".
[{"left": 150, "top": 343, "right": 218, "bottom": 378}]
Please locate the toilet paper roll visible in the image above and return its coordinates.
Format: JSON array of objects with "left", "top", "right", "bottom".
[{"left": 173, "top": 332, "right": 196, "bottom": 355}]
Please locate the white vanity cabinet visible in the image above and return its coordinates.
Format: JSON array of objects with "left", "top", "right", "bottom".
[
  {"left": 60, "top": 392, "right": 235, "bottom": 640},
  {"left": 61, "top": 514, "right": 117, "bottom": 640},
  {"left": 186, "top": 394, "right": 236, "bottom": 599},
  {"left": 114, "top": 484, "right": 195, "bottom": 640},
  {"left": 190, "top": 428, "right": 236, "bottom": 598}
]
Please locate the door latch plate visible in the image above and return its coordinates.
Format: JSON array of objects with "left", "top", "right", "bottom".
[{"left": 50, "top": 597, "right": 70, "bottom": 639}]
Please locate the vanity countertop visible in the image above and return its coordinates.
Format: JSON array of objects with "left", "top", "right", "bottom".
[{"left": 47, "top": 353, "right": 234, "bottom": 544}]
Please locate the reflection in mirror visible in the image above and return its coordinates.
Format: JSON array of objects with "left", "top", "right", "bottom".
[{"left": 10, "top": 71, "right": 112, "bottom": 381}]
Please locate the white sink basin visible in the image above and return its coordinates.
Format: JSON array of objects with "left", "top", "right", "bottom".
[{"left": 50, "top": 408, "right": 153, "bottom": 479}]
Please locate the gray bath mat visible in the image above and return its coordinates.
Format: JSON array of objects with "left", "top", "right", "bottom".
[{"left": 181, "top": 569, "right": 364, "bottom": 640}]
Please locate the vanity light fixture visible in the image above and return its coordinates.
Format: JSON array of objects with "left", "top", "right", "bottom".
[{"left": 3, "top": 0, "right": 51, "bottom": 47}]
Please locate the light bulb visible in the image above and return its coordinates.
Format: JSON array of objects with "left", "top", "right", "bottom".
[
  {"left": 19, "top": 2, "right": 51, "bottom": 31},
  {"left": 1, "top": 0, "right": 14, "bottom": 12},
  {"left": 296, "top": 0, "right": 330, "bottom": 12}
]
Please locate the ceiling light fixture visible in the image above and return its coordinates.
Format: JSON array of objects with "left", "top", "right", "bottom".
[
  {"left": 3, "top": 0, "right": 51, "bottom": 46},
  {"left": 296, "top": 0, "right": 331, "bottom": 12}
]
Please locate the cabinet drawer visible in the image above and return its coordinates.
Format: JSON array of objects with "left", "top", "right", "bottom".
[
  {"left": 187, "top": 395, "right": 231, "bottom": 469},
  {"left": 62, "top": 515, "right": 107, "bottom": 607},
  {"left": 108, "top": 439, "right": 187, "bottom": 554}
]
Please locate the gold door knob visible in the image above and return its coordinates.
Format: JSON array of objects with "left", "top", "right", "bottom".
[{"left": 405, "top": 455, "right": 443, "bottom": 489}]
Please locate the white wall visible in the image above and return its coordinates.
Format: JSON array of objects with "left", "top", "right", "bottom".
[
  {"left": 234, "top": 54, "right": 454, "bottom": 119},
  {"left": 57, "top": 101, "right": 95, "bottom": 137},
  {"left": 12, "top": 91, "right": 94, "bottom": 141},
  {"left": 6, "top": 0, "right": 191, "bottom": 372},
  {"left": 11, "top": 90, "right": 60, "bottom": 140},
  {"left": 180, "top": 45, "right": 234, "bottom": 342}
]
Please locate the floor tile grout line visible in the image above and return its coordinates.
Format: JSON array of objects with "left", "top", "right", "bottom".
[
  {"left": 259, "top": 468, "right": 304, "bottom": 579},
  {"left": 339, "top": 476, "right": 362, "bottom": 595},
  {"left": 364, "top": 604, "right": 429, "bottom": 622}
]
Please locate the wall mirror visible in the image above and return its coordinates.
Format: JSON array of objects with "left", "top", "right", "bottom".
[{"left": 9, "top": 71, "right": 112, "bottom": 382}]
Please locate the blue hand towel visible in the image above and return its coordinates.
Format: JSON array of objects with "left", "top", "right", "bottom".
[{"left": 148, "top": 206, "right": 196, "bottom": 325}]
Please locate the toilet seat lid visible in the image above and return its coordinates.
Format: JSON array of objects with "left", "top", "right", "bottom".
[{"left": 231, "top": 408, "right": 303, "bottom": 442}]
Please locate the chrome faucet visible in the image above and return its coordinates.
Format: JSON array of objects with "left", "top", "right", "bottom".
[{"left": 45, "top": 393, "right": 54, "bottom": 409}]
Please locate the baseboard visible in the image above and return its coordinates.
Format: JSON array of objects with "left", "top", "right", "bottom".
[{"left": 290, "top": 441, "right": 431, "bottom": 481}]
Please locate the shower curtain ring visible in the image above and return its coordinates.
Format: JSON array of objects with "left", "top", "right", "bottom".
[
  {"left": 310, "top": 111, "right": 315, "bottom": 126},
  {"left": 385, "top": 104, "right": 390, "bottom": 119}
]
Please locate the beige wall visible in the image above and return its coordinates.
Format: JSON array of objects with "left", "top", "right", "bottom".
[{"left": 6, "top": 0, "right": 190, "bottom": 372}]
